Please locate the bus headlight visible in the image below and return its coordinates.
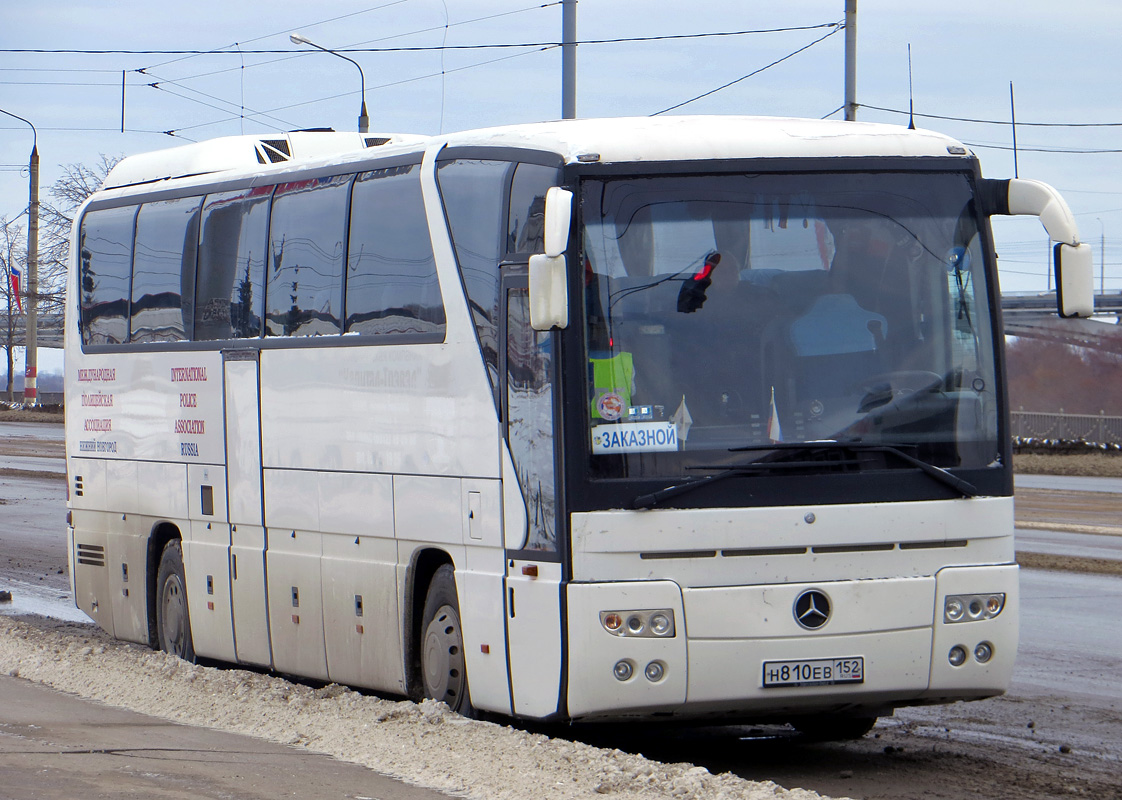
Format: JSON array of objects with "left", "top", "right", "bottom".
[
  {"left": 600, "top": 608, "right": 676, "bottom": 638},
  {"left": 943, "top": 593, "right": 1004, "bottom": 624}
]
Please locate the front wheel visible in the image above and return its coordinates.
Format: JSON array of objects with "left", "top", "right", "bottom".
[
  {"left": 420, "top": 564, "right": 473, "bottom": 716},
  {"left": 156, "top": 540, "right": 195, "bottom": 662}
]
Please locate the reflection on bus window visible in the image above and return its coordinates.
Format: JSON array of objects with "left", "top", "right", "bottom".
[
  {"left": 265, "top": 174, "right": 352, "bottom": 337},
  {"left": 507, "top": 287, "right": 557, "bottom": 552},
  {"left": 131, "top": 196, "right": 202, "bottom": 343},
  {"left": 196, "top": 187, "right": 271, "bottom": 340},
  {"left": 345, "top": 164, "right": 445, "bottom": 336},
  {"left": 79, "top": 205, "right": 137, "bottom": 346}
]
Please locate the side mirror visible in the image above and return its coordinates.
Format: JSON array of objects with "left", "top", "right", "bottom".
[
  {"left": 529, "top": 187, "right": 573, "bottom": 330},
  {"left": 979, "top": 177, "right": 1094, "bottom": 318},
  {"left": 543, "top": 186, "right": 573, "bottom": 258},
  {"left": 1054, "top": 242, "right": 1094, "bottom": 318},
  {"left": 529, "top": 254, "right": 568, "bottom": 330}
]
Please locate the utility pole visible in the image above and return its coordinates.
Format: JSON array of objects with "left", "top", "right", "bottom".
[
  {"left": 26, "top": 140, "right": 38, "bottom": 405},
  {"left": 844, "top": 0, "right": 857, "bottom": 120},
  {"left": 1, "top": 108, "right": 38, "bottom": 405},
  {"left": 562, "top": 0, "right": 577, "bottom": 119}
]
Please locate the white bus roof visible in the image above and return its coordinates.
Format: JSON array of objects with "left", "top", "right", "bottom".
[{"left": 101, "top": 116, "right": 972, "bottom": 191}]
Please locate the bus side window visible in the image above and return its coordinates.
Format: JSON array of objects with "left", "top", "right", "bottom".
[
  {"left": 79, "top": 205, "right": 137, "bottom": 346},
  {"left": 345, "top": 164, "right": 445, "bottom": 337},
  {"left": 506, "top": 163, "right": 562, "bottom": 256},
  {"left": 265, "top": 174, "right": 352, "bottom": 337},
  {"left": 130, "top": 196, "right": 202, "bottom": 344},
  {"left": 436, "top": 158, "right": 515, "bottom": 410},
  {"left": 196, "top": 187, "right": 270, "bottom": 340}
]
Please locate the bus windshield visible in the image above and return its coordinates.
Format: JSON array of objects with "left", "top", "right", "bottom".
[{"left": 580, "top": 170, "right": 999, "bottom": 479}]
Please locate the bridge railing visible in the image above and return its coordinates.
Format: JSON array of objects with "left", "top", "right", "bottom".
[{"left": 1011, "top": 410, "right": 1122, "bottom": 445}]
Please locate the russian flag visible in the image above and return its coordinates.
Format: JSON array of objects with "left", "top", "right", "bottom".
[{"left": 10, "top": 265, "right": 21, "bottom": 313}]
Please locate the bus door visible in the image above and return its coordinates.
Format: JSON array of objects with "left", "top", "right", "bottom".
[
  {"left": 223, "top": 349, "right": 272, "bottom": 667},
  {"left": 501, "top": 280, "right": 564, "bottom": 719}
]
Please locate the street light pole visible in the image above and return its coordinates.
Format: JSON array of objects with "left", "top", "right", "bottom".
[
  {"left": 290, "top": 33, "right": 369, "bottom": 133},
  {"left": 1, "top": 108, "right": 38, "bottom": 406}
]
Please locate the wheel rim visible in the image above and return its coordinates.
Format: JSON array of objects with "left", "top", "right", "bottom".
[
  {"left": 422, "top": 603, "right": 466, "bottom": 709},
  {"left": 161, "top": 573, "right": 189, "bottom": 658}
]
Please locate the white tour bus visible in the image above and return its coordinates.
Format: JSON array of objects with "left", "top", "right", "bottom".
[{"left": 64, "top": 116, "right": 1093, "bottom": 736}]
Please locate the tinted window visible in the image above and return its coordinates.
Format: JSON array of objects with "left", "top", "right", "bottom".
[
  {"left": 345, "top": 164, "right": 445, "bottom": 336},
  {"left": 130, "top": 196, "right": 201, "bottom": 343},
  {"left": 506, "top": 163, "right": 561, "bottom": 254},
  {"left": 265, "top": 175, "right": 352, "bottom": 337},
  {"left": 79, "top": 205, "right": 136, "bottom": 345},
  {"left": 436, "top": 159, "right": 514, "bottom": 404},
  {"left": 196, "top": 187, "right": 271, "bottom": 340},
  {"left": 506, "top": 287, "right": 557, "bottom": 552}
]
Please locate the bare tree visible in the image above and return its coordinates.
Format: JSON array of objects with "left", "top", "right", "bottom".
[{"left": 37, "top": 155, "right": 121, "bottom": 317}]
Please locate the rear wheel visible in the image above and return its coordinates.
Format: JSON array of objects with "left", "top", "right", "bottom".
[
  {"left": 420, "top": 564, "right": 473, "bottom": 716},
  {"left": 792, "top": 713, "right": 878, "bottom": 741},
  {"left": 156, "top": 540, "right": 195, "bottom": 662}
]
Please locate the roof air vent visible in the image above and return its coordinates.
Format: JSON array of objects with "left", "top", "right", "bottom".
[
  {"left": 255, "top": 139, "right": 293, "bottom": 164},
  {"left": 364, "top": 137, "right": 392, "bottom": 148}
]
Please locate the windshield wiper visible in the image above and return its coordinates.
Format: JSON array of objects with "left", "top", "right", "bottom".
[
  {"left": 728, "top": 441, "right": 978, "bottom": 498},
  {"left": 631, "top": 456, "right": 866, "bottom": 509},
  {"left": 632, "top": 442, "right": 977, "bottom": 509}
]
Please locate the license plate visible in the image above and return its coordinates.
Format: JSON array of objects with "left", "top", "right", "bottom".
[{"left": 762, "top": 657, "right": 865, "bottom": 688}]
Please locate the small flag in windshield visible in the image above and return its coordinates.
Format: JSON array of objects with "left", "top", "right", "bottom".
[{"left": 768, "top": 386, "right": 783, "bottom": 443}]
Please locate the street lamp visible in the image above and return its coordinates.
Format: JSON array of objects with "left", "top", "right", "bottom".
[
  {"left": 290, "top": 33, "right": 369, "bottom": 133},
  {"left": 0, "top": 107, "right": 39, "bottom": 406}
]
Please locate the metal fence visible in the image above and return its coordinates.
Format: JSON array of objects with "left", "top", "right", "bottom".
[{"left": 1011, "top": 410, "right": 1122, "bottom": 444}]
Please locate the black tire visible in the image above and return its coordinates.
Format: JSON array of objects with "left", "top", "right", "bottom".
[
  {"left": 792, "top": 713, "right": 878, "bottom": 742},
  {"left": 156, "top": 540, "right": 195, "bottom": 662},
  {"left": 420, "top": 564, "right": 473, "bottom": 716}
]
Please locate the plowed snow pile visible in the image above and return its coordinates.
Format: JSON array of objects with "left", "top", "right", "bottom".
[{"left": 0, "top": 617, "right": 840, "bottom": 800}]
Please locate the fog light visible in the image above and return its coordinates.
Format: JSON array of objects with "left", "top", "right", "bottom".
[
  {"left": 943, "top": 593, "right": 1005, "bottom": 624},
  {"left": 627, "top": 615, "right": 644, "bottom": 634},
  {"left": 644, "top": 661, "right": 665, "bottom": 682},
  {"left": 650, "top": 613, "right": 672, "bottom": 636},
  {"left": 613, "top": 660, "right": 634, "bottom": 681},
  {"left": 948, "top": 645, "right": 967, "bottom": 667},
  {"left": 974, "top": 642, "right": 994, "bottom": 663},
  {"left": 602, "top": 613, "right": 622, "bottom": 632}
]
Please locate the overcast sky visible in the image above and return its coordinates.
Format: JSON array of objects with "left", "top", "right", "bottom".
[{"left": 3, "top": 0, "right": 1121, "bottom": 326}]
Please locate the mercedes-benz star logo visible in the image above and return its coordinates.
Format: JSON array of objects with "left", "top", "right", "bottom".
[{"left": 793, "top": 589, "right": 831, "bottom": 630}]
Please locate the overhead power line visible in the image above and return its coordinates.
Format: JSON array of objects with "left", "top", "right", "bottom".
[
  {"left": 652, "top": 22, "right": 844, "bottom": 116},
  {"left": 860, "top": 102, "right": 1122, "bottom": 129},
  {"left": 0, "top": 23, "right": 842, "bottom": 56}
]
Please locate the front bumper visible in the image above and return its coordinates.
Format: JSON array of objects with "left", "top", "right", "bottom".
[{"left": 565, "top": 564, "right": 1018, "bottom": 721}]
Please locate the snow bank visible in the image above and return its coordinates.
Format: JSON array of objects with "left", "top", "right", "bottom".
[{"left": 0, "top": 617, "right": 842, "bottom": 800}]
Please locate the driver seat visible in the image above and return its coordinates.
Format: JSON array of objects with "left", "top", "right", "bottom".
[{"left": 774, "top": 293, "right": 887, "bottom": 437}]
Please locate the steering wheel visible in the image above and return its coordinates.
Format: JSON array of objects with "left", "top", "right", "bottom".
[{"left": 856, "top": 371, "right": 943, "bottom": 413}]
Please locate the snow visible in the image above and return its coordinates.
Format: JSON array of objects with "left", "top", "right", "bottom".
[{"left": 0, "top": 615, "right": 843, "bottom": 800}]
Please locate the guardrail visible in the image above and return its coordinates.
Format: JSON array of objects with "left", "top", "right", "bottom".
[{"left": 1011, "top": 410, "right": 1122, "bottom": 444}]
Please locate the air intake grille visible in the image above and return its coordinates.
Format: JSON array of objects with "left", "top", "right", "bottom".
[
  {"left": 364, "top": 137, "right": 391, "bottom": 147},
  {"left": 76, "top": 543, "right": 106, "bottom": 567},
  {"left": 255, "top": 139, "right": 293, "bottom": 164}
]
